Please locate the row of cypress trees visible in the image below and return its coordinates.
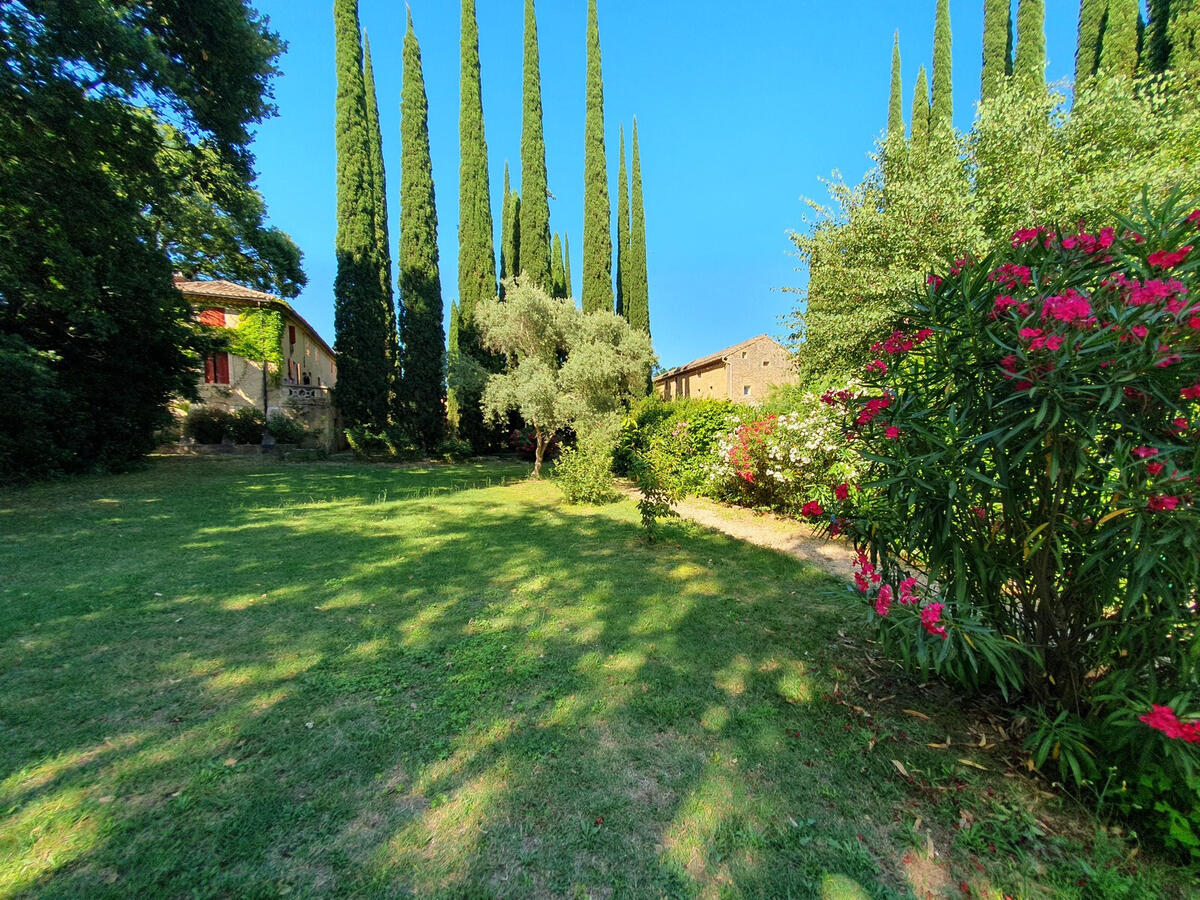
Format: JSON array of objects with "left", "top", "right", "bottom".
[
  {"left": 888, "top": 0, "right": 1198, "bottom": 149},
  {"left": 334, "top": 0, "right": 651, "bottom": 449}
]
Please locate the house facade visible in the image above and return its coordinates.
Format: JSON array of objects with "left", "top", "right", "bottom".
[
  {"left": 653, "top": 334, "right": 797, "bottom": 404},
  {"left": 176, "top": 277, "right": 339, "bottom": 446}
]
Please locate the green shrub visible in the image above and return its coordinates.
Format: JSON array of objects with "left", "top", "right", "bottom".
[
  {"left": 345, "top": 425, "right": 420, "bottom": 460},
  {"left": 0, "top": 334, "right": 72, "bottom": 482},
  {"left": 183, "top": 407, "right": 234, "bottom": 444},
  {"left": 554, "top": 443, "right": 619, "bottom": 504},
  {"left": 266, "top": 413, "right": 307, "bottom": 445},
  {"left": 614, "top": 396, "right": 746, "bottom": 495},
  {"left": 229, "top": 407, "right": 265, "bottom": 444},
  {"left": 434, "top": 435, "right": 473, "bottom": 462}
]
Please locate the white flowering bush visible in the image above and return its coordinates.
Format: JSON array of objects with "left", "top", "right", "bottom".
[{"left": 708, "top": 385, "right": 863, "bottom": 514}]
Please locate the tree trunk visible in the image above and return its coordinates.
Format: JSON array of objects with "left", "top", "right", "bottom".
[{"left": 533, "top": 431, "right": 549, "bottom": 477}]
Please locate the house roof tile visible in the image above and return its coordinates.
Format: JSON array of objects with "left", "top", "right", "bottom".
[
  {"left": 176, "top": 279, "right": 336, "bottom": 359},
  {"left": 654, "top": 334, "right": 777, "bottom": 381}
]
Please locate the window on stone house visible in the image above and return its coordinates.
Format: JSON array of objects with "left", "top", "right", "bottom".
[
  {"left": 762, "top": 359, "right": 769, "bottom": 366},
  {"left": 743, "top": 385, "right": 751, "bottom": 396},
  {"left": 204, "top": 353, "right": 230, "bottom": 385}
]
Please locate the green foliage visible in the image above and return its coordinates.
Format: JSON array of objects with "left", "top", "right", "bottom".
[
  {"left": 1076, "top": 0, "right": 1108, "bottom": 86},
  {"left": 615, "top": 396, "right": 746, "bottom": 496},
  {"left": 333, "top": 0, "right": 390, "bottom": 429},
  {"left": 931, "top": 0, "right": 953, "bottom": 129},
  {"left": 457, "top": 0, "right": 497, "bottom": 320},
  {"left": 519, "top": 0, "right": 551, "bottom": 291},
  {"left": 910, "top": 66, "right": 931, "bottom": 153},
  {"left": 1014, "top": 0, "right": 1046, "bottom": 93},
  {"left": 227, "top": 307, "right": 285, "bottom": 372},
  {"left": 887, "top": 32, "right": 904, "bottom": 140},
  {"left": 629, "top": 451, "right": 679, "bottom": 542},
  {"left": 398, "top": 10, "right": 446, "bottom": 450},
  {"left": 563, "top": 234, "right": 573, "bottom": 300},
  {"left": 554, "top": 436, "right": 620, "bottom": 506},
  {"left": 1146, "top": 0, "right": 1174, "bottom": 74},
  {"left": 981, "top": 0, "right": 1012, "bottom": 101},
  {"left": 344, "top": 425, "right": 420, "bottom": 460},
  {"left": 229, "top": 407, "right": 266, "bottom": 444},
  {"left": 184, "top": 407, "right": 235, "bottom": 445},
  {"left": 1101, "top": 0, "right": 1142, "bottom": 78},
  {"left": 433, "top": 435, "right": 473, "bottom": 462},
  {"left": 476, "top": 281, "right": 655, "bottom": 476},
  {"left": 581, "top": 0, "right": 613, "bottom": 315},
  {"left": 1170, "top": 0, "right": 1200, "bottom": 77},
  {"left": 615, "top": 126, "right": 630, "bottom": 317},
  {"left": 627, "top": 121, "right": 651, "bottom": 336},
  {"left": 267, "top": 413, "right": 308, "bottom": 445},
  {"left": 550, "top": 232, "right": 566, "bottom": 299},
  {"left": 0, "top": 335, "right": 72, "bottom": 482},
  {"left": 0, "top": 0, "right": 283, "bottom": 477},
  {"left": 499, "top": 163, "right": 519, "bottom": 295}
]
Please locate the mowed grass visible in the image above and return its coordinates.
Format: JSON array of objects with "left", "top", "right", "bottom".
[{"left": 0, "top": 459, "right": 1189, "bottom": 899}]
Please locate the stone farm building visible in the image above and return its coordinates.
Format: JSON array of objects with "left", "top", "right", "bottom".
[
  {"left": 176, "top": 277, "right": 339, "bottom": 446},
  {"left": 653, "top": 335, "right": 797, "bottom": 404}
]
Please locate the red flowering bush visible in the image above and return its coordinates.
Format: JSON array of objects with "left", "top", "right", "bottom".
[{"left": 822, "top": 196, "right": 1200, "bottom": 854}]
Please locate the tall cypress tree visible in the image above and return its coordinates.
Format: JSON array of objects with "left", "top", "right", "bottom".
[
  {"left": 362, "top": 34, "right": 400, "bottom": 417},
  {"left": 563, "top": 234, "right": 573, "bottom": 299},
  {"left": 911, "top": 66, "right": 931, "bottom": 154},
  {"left": 627, "top": 119, "right": 649, "bottom": 337},
  {"left": 398, "top": 10, "right": 445, "bottom": 448},
  {"left": 1145, "top": 0, "right": 1172, "bottom": 74},
  {"left": 1101, "top": 0, "right": 1141, "bottom": 77},
  {"left": 982, "top": 0, "right": 1012, "bottom": 100},
  {"left": 332, "top": 0, "right": 389, "bottom": 428},
  {"left": 581, "top": 0, "right": 612, "bottom": 314},
  {"left": 551, "top": 232, "right": 565, "bottom": 298},
  {"left": 1076, "top": 0, "right": 1108, "bottom": 87},
  {"left": 888, "top": 32, "right": 904, "bottom": 137},
  {"left": 499, "top": 163, "right": 518, "bottom": 296},
  {"left": 1014, "top": 0, "right": 1047, "bottom": 92},
  {"left": 457, "top": 0, "right": 496, "bottom": 323},
  {"left": 616, "top": 124, "right": 630, "bottom": 318},
  {"left": 931, "top": 0, "right": 953, "bottom": 129},
  {"left": 1169, "top": 0, "right": 1199, "bottom": 77},
  {"left": 519, "top": 0, "right": 551, "bottom": 290}
]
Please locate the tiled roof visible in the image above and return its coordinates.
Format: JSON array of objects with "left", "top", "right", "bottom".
[
  {"left": 175, "top": 279, "right": 285, "bottom": 304},
  {"left": 176, "top": 279, "right": 335, "bottom": 359},
  {"left": 654, "top": 334, "right": 775, "bottom": 381}
]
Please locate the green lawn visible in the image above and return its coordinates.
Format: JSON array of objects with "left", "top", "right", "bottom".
[{"left": 0, "top": 459, "right": 1188, "bottom": 898}]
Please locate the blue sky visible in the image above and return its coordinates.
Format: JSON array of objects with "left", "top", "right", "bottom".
[{"left": 250, "top": 0, "right": 1082, "bottom": 370}]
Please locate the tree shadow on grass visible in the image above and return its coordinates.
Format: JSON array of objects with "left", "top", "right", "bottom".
[{"left": 0, "top": 461, "right": 924, "bottom": 899}]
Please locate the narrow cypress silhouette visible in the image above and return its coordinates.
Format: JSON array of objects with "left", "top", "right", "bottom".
[
  {"left": 581, "top": 0, "right": 613, "bottom": 314},
  {"left": 519, "top": 0, "right": 551, "bottom": 289},
  {"left": 982, "top": 0, "right": 1012, "bottom": 100},
  {"left": 398, "top": 10, "right": 446, "bottom": 448},
  {"left": 363, "top": 34, "right": 400, "bottom": 417},
  {"left": 616, "top": 124, "right": 630, "bottom": 318},
  {"left": 627, "top": 119, "right": 649, "bottom": 336},
  {"left": 457, "top": 0, "right": 496, "bottom": 323},
  {"left": 1169, "top": 0, "right": 1198, "bottom": 77},
  {"left": 551, "top": 232, "right": 565, "bottom": 298},
  {"left": 911, "top": 66, "right": 931, "bottom": 155},
  {"left": 499, "top": 163, "right": 518, "bottom": 297},
  {"left": 1014, "top": 0, "right": 1047, "bottom": 92},
  {"left": 931, "top": 0, "right": 953, "bottom": 129},
  {"left": 1076, "top": 0, "right": 1108, "bottom": 87},
  {"left": 563, "top": 234, "right": 573, "bottom": 299},
  {"left": 1101, "top": 0, "right": 1140, "bottom": 77},
  {"left": 888, "top": 32, "right": 904, "bottom": 137},
  {"left": 1145, "top": 0, "right": 1172, "bottom": 74},
  {"left": 332, "top": 0, "right": 389, "bottom": 428}
]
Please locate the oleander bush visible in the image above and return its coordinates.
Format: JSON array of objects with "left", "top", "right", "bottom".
[{"left": 814, "top": 195, "right": 1200, "bottom": 856}]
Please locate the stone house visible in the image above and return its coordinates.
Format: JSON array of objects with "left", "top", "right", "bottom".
[
  {"left": 175, "top": 277, "right": 340, "bottom": 446},
  {"left": 653, "top": 334, "right": 797, "bottom": 404}
]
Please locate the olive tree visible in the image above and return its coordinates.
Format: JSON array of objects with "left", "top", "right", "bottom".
[{"left": 474, "top": 280, "right": 654, "bottom": 476}]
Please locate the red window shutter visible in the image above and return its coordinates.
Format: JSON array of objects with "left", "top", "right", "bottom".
[
  {"left": 198, "top": 307, "right": 226, "bottom": 327},
  {"left": 215, "top": 353, "right": 230, "bottom": 384},
  {"left": 288, "top": 325, "right": 296, "bottom": 345},
  {"left": 204, "top": 356, "right": 216, "bottom": 384}
]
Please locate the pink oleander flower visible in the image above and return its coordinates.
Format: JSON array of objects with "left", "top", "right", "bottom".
[
  {"left": 884, "top": 426, "right": 900, "bottom": 439},
  {"left": 1189, "top": 210, "right": 1200, "bottom": 229},
  {"left": 1041, "top": 289, "right": 1094, "bottom": 324},
  {"left": 989, "top": 263, "right": 1033, "bottom": 288},
  {"left": 866, "top": 358, "right": 887, "bottom": 374},
  {"left": 898, "top": 577, "right": 919, "bottom": 605},
  {"left": 835, "top": 482, "right": 850, "bottom": 502},
  {"left": 801, "top": 500, "right": 825, "bottom": 518},
  {"left": 927, "top": 274, "right": 943, "bottom": 289},
  {"left": 875, "top": 584, "right": 893, "bottom": 617},
  {"left": 1011, "top": 227, "right": 1040, "bottom": 247},
  {"left": 1148, "top": 246, "right": 1193, "bottom": 269},
  {"left": 1133, "top": 446, "right": 1159, "bottom": 459},
  {"left": 1147, "top": 495, "right": 1180, "bottom": 512},
  {"left": 1019, "top": 327, "right": 1043, "bottom": 341},
  {"left": 1181, "top": 384, "right": 1200, "bottom": 400},
  {"left": 1140, "top": 705, "right": 1200, "bottom": 743},
  {"left": 920, "top": 602, "right": 948, "bottom": 639},
  {"left": 1147, "top": 461, "right": 1165, "bottom": 476}
]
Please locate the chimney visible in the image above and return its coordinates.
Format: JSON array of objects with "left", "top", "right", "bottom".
[{"left": 172, "top": 272, "right": 186, "bottom": 285}]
